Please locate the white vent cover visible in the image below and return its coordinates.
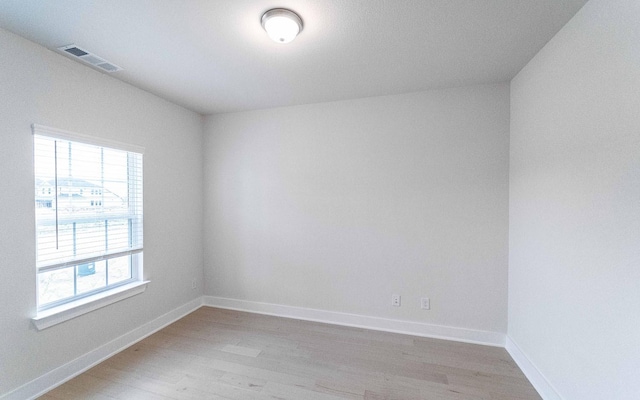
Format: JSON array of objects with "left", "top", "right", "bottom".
[{"left": 57, "top": 44, "right": 122, "bottom": 73}]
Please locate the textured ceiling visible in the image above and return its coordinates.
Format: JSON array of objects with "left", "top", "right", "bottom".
[{"left": 0, "top": 0, "right": 588, "bottom": 114}]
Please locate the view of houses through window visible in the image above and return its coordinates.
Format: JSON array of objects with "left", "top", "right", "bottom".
[{"left": 34, "top": 130, "right": 143, "bottom": 310}]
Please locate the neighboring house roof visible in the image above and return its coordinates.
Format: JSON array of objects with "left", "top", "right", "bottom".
[
  {"left": 36, "top": 177, "right": 126, "bottom": 203},
  {"left": 45, "top": 177, "right": 101, "bottom": 188}
]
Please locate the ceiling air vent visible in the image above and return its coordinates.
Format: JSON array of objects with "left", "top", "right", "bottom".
[{"left": 58, "top": 44, "right": 123, "bottom": 73}]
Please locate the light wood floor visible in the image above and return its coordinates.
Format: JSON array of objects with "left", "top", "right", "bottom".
[{"left": 40, "top": 307, "right": 541, "bottom": 400}]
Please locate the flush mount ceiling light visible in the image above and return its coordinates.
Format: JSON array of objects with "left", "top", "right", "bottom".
[{"left": 261, "top": 8, "right": 303, "bottom": 44}]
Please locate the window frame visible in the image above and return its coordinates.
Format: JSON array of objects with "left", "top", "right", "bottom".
[{"left": 31, "top": 124, "right": 148, "bottom": 330}]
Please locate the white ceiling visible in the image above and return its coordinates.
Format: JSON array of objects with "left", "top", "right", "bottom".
[{"left": 0, "top": 0, "right": 588, "bottom": 115}]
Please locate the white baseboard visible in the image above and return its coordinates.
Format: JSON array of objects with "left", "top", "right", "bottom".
[
  {"left": 203, "top": 296, "right": 505, "bottom": 347},
  {"left": 505, "top": 336, "right": 563, "bottom": 400},
  {"left": 1, "top": 297, "right": 203, "bottom": 400}
]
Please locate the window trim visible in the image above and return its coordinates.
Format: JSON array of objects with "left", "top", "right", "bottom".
[
  {"left": 32, "top": 280, "right": 150, "bottom": 330},
  {"left": 31, "top": 124, "right": 145, "bottom": 154},
  {"left": 31, "top": 124, "right": 146, "bottom": 329}
]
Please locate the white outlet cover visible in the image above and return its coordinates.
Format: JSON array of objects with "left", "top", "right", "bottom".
[
  {"left": 392, "top": 294, "right": 401, "bottom": 307},
  {"left": 421, "top": 297, "right": 430, "bottom": 310}
]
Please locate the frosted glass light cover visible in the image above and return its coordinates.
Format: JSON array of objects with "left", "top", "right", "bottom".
[{"left": 261, "top": 9, "right": 303, "bottom": 44}]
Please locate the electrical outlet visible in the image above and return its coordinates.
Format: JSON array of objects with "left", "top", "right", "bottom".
[
  {"left": 420, "top": 297, "right": 430, "bottom": 310},
  {"left": 392, "top": 294, "right": 401, "bottom": 307},
  {"left": 191, "top": 279, "right": 197, "bottom": 289}
]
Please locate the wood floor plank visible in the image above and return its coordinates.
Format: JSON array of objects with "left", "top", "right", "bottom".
[
  {"left": 221, "top": 344, "right": 263, "bottom": 358},
  {"left": 38, "top": 307, "right": 541, "bottom": 400}
]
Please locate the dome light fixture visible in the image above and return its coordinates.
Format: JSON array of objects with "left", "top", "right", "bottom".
[{"left": 261, "top": 8, "right": 303, "bottom": 44}]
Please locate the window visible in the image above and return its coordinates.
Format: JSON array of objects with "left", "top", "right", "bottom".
[{"left": 32, "top": 125, "right": 145, "bottom": 327}]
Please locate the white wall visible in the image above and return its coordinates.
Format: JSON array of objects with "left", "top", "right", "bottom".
[
  {"left": 0, "top": 28, "right": 204, "bottom": 396},
  {"left": 203, "top": 84, "right": 510, "bottom": 335},
  {"left": 509, "top": 0, "right": 640, "bottom": 398}
]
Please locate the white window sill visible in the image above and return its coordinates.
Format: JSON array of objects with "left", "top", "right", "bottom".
[{"left": 32, "top": 281, "right": 149, "bottom": 331}]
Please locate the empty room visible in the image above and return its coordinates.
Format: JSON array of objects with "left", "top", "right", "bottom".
[{"left": 0, "top": 0, "right": 638, "bottom": 399}]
